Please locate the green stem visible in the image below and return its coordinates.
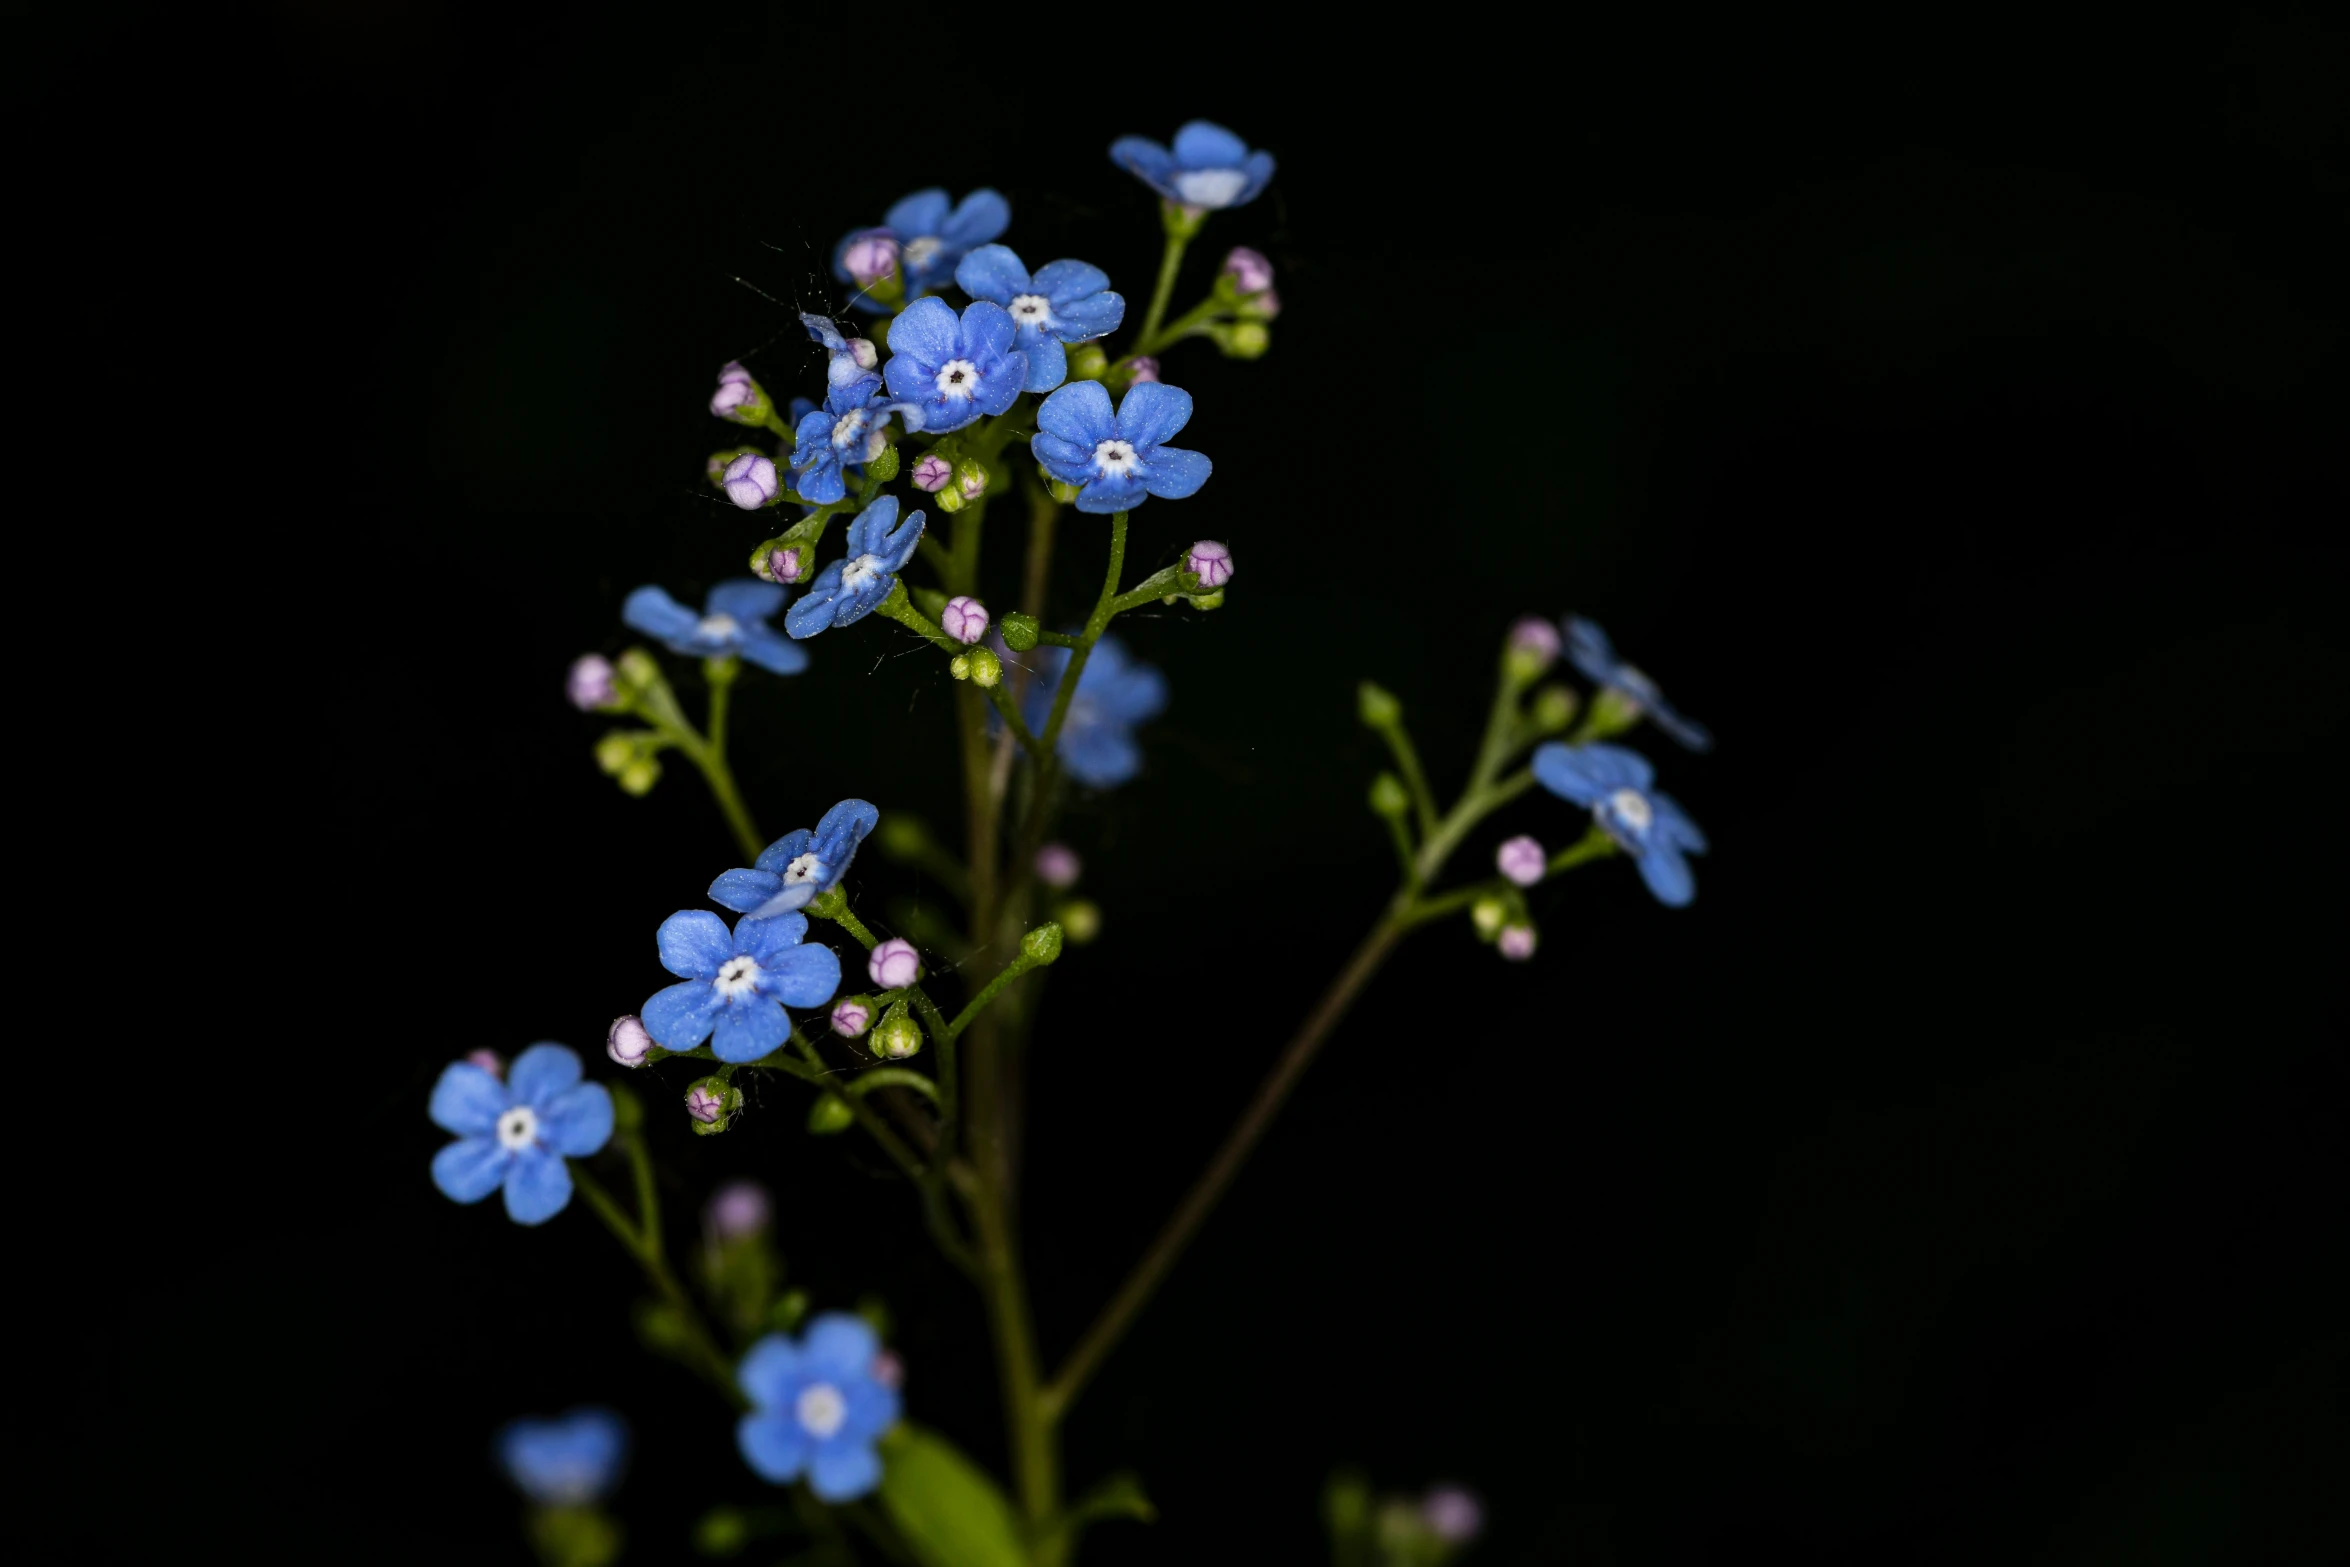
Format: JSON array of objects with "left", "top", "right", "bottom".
[
  {"left": 1135, "top": 229, "right": 1192, "bottom": 354},
  {"left": 1400, "top": 824, "right": 1617, "bottom": 928},
  {"left": 945, "top": 943, "right": 1044, "bottom": 1040},
  {"left": 1371, "top": 718, "right": 1440, "bottom": 839},
  {"left": 573, "top": 1158, "right": 743, "bottom": 1405},
  {"left": 1036, "top": 512, "right": 1128, "bottom": 751},
  {"left": 969, "top": 1174, "right": 1058, "bottom": 1539},
  {"left": 1132, "top": 294, "right": 1225, "bottom": 359},
  {"left": 845, "top": 1067, "right": 940, "bottom": 1103}
]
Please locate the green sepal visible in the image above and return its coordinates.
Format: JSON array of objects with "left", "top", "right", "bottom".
[
  {"left": 1160, "top": 197, "right": 1208, "bottom": 240},
  {"left": 1527, "top": 683, "right": 1579, "bottom": 734},
  {"left": 803, "top": 884, "right": 847, "bottom": 920},
  {"left": 863, "top": 441, "right": 901, "bottom": 483},
  {"left": 876, "top": 1424, "right": 1029, "bottom": 1567},
  {"left": 806, "top": 1093, "right": 855, "bottom": 1134},
  {"left": 1368, "top": 772, "right": 1411, "bottom": 818},
  {"left": 1066, "top": 342, "right": 1109, "bottom": 381},
  {"left": 1207, "top": 319, "right": 1270, "bottom": 359},
  {"left": 871, "top": 1000, "right": 924, "bottom": 1061},
  {"left": 1021, "top": 922, "right": 1063, "bottom": 966}
]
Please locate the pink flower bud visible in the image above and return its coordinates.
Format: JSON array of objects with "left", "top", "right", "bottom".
[
  {"left": 941, "top": 596, "right": 989, "bottom": 645},
  {"left": 868, "top": 938, "right": 921, "bottom": 990},
  {"left": 1496, "top": 925, "right": 1537, "bottom": 961},
  {"left": 1127, "top": 356, "right": 1161, "bottom": 383},
  {"left": 707, "top": 1180, "right": 771, "bottom": 1240},
  {"left": 768, "top": 546, "right": 806, "bottom": 584},
  {"left": 830, "top": 999, "right": 872, "bottom": 1038},
  {"left": 567, "top": 654, "right": 618, "bottom": 711},
  {"left": 1185, "top": 540, "right": 1234, "bottom": 589},
  {"left": 1222, "top": 246, "right": 1274, "bottom": 295},
  {"left": 1248, "top": 287, "right": 1282, "bottom": 320},
  {"left": 870, "top": 1350, "right": 904, "bottom": 1389},
  {"left": 1508, "top": 616, "right": 1561, "bottom": 669},
  {"left": 710, "top": 376, "right": 762, "bottom": 422},
  {"left": 842, "top": 232, "right": 899, "bottom": 287},
  {"left": 465, "top": 1049, "right": 504, "bottom": 1078},
  {"left": 1496, "top": 835, "right": 1545, "bottom": 887},
  {"left": 1421, "top": 1486, "right": 1484, "bottom": 1543},
  {"left": 686, "top": 1084, "right": 726, "bottom": 1123},
  {"left": 956, "top": 463, "right": 988, "bottom": 500},
  {"left": 722, "top": 452, "right": 779, "bottom": 510},
  {"left": 912, "top": 453, "right": 953, "bottom": 492},
  {"left": 606, "top": 1014, "right": 655, "bottom": 1068},
  {"left": 1034, "top": 843, "right": 1081, "bottom": 890}
]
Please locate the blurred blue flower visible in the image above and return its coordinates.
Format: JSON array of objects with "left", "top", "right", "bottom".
[
  {"left": 1565, "top": 616, "right": 1712, "bottom": 751},
  {"left": 1110, "top": 121, "right": 1275, "bottom": 210},
  {"left": 833, "top": 187, "right": 1009, "bottom": 308},
  {"left": 499, "top": 1408, "right": 629, "bottom": 1504},
  {"left": 430, "top": 1044, "right": 614, "bottom": 1225},
  {"left": 1021, "top": 635, "right": 1167, "bottom": 787},
  {"left": 1531, "top": 742, "right": 1707, "bottom": 907},
  {"left": 1031, "top": 380, "right": 1211, "bottom": 515},
  {"left": 880, "top": 296, "right": 1026, "bottom": 435},
  {"left": 736, "top": 1313, "right": 900, "bottom": 1502},
  {"left": 710, "top": 799, "right": 880, "bottom": 920},
  {"left": 623, "top": 580, "right": 807, "bottom": 676},
  {"left": 641, "top": 910, "right": 843, "bottom": 1063},
  {"left": 785, "top": 496, "right": 925, "bottom": 638},
  {"left": 952, "top": 245, "right": 1124, "bottom": 393}
]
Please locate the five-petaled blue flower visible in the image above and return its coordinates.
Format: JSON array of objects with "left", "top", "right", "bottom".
[
  {"left": 786, "top": 496, "right": 925, "bottom": 639},
  {"left": 1110, "top": 120, "right": 1276, "bottom": 211},
  {"left": 1020, "top": 635, "right": 1167, "bottom": 787},
  {"left": 1565, "top": 616, "right": 1713, "bottom": 752},
  {"left": 1031, "top": 381, "right": 1212, "bottom": 514},
  {"left": 881, "top": 296, "right": 1026, "bottom": 435},
  {"left": 499, "top": 1408, "right": 629, "bottom": 1505},
  {"left": 952, "top": 245, "right": 1124, "bottom": 393},
  {"left": 624, "top": 580, "right": 808, "bottom": 675},
  {"left": 430, "top": 1044, "right": 615, "bottom": 1225},
  {"left": 1531, "top": 742, "right": 1708, "bottom": 907},
  {"left": 642, "top": 909, "right": 843, "bottom": 1063},
  {"left": 834, "top": 187, "right": 1010, "bottom": 309},
  {"left": 737, "top": 1313, "right": 900, "bottom": 1502},
  {"left": 711, "top": 798, "right": 880, "bottom": 920},
  {"left": 791, "top": 373, "right": 915, "bottom": 506}
]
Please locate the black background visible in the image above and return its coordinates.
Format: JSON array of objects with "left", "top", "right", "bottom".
[{"left": 39, "top": 7, "right": 2348, "bottom": 1563}]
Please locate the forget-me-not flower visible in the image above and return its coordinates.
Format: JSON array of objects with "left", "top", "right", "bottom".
[
  {"left": 785, "top": 496, "right": 924, "bottom": 638},
  {"left": 430, "top": 1044, "right": 615, "bottom": 1225},
  {"left": 1531, "top": 742, "right": 1708, "bottom": 907},
  {"left": 1031, "top": 380, "right": 1212, "bottom": 514},
  {"left": 643, "top": 909, "right": 842, "bottom": 1063},
  {"left": 736, "top": 1313, "right": 900, "bottom": 1502},
  {"left": 499, "top": 1408, "right": 629, "bottom": 1505},
  {"left": 1565, "top": 616, "right": 1712, "bottom": 751},
  {"left": 1019, "top": 635, "right": 1167, "bottom": 787},
  {"left": 800, "top": 311, "right": 880, "bottom": 390},
  {"left": 710, "top": 798, "right": 880, "bottom": 920},
  {"left": 623, "top": 580, "right": 808, "bottom": 675},
  {"left": 833, "top": 187, "right": 1010, "bottom": 308},
  {"left": 880, "top": 296, "right": 1026, "bottom": 435},
  {"left": 952, "top": 245, "right": 1124, "bottom": 393},
  {"left": 1110, "top": 121, "right": 1276, "bottom": 211},
  {"left": 790, "top": 373, "right": 920, "bottom": 506}
]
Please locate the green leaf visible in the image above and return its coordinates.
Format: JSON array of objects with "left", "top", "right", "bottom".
[{"left": 877, "top": 1424, "right": 1028, "bottom": 1567}]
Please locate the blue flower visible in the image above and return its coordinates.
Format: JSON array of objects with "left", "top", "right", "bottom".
[
  {"left": 790, "top": 373, "right": 921, "bottom": 507},
  {"left": 710, "top": 798, "right": 880, "bottom": 920},
  {"left": 785, "top": 496, "right": 925, "bottom": 638},
  {"left": 623, "top": 580, "right": 808, "bottom": 675},
  {"left": 1109, "top": 120, "right": 1276, "bottom": 210},
  {"left": 952, "top": 245, "right": 1124, "bottom": 393},
  {"left": 499, "top": 1408, "right": 629, "bottom": 1505},
  {"left": 801, "top": 311, "right": 880, "bottom": 391},
  {"left": 833, "top": 187, "right": 1010, "bottom": 309},
  {"left": 1565, "top": 616, "right": 1713, "bottom": 752},
  {"left": 1031, "top": 381, "right": 1211, "bottom": 514},
  {"left": 880, "top": 296, "right": 1026, "bottom": 435},
  {"left": 1020, "top": 635, "right": 1167, "bottom": 787},
  {"left": 1531, "top": 742, "right": 1708, "bottom": 907},
  {"left": 736, "top": 1313, "right": 900, "bottom": 1502},
  {"left": 642, "top": 909, "right": 844, "bottom": 1063},
  {"left": 430, "top": 1044, "right": 615, "bottom": 1225}
]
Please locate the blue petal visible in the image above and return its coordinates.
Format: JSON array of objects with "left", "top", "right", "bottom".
[
  {"left": 823, "top": 372, "right": 883, "bottom": 419},
  {"left": 1116, "top": 381, "right": 1194, "bottom": 448},
  {"left": 643, "top": 978, "right": 721, "bottom": 1048},
  {"left": 882, "top": 295, "right": 956, "bottom": 370},
  {"left": 1644, "top": 697, "right": 1714, "bottom": 753},
  {"left": 428, "top": 1061, "right": 507, "bottom": 1137},
  {"left": 1652, "top": 792, "right": 1709, "bottom": 854},
  {"left": 760, "top": 943, "right": 843, "bottom": 1010},
  {"left": 828, "top": 574, "right": 895, "bottom": 628},
  {"left": 844, "top": 494, "right": 900, "bottom": 558},
  {"left": 737, "top": 910, "right": 812, "bottom": 963},
  {"left": 432, "top": 1136, "right": 509, "bottom": 1204},
  {"left": 1061, "top": 721, "right": 1141, "bottom": 787},
  {"left": 538, "top": 1082, "right": 615, "bottom": 1157},
  {"left": 963, "top": 300, "right": 1018, "bottom": 360},
  {"left": 808, "top": 1443, "right": 883, "bottom": 1503},
  {"left": 658, "top": 909, "right": 733, "bottom": 978},
  {"left": 801, "top": 1312, "right": 879, "bottom": 1376},
  {"left": 1032, "top": 258, "right": 1110, "bottom": 305},
  {"left": 713, "top": 1000, "right": 791, "bottom": 1064},
  {"left": 1050, "top": 290, "right": 1124, "bottom": 340},
  {"left": 707, "top": 579, "right": 785, "bottom": 624},
  {"left": 939, "top": 188, "right": 1009, "bottom": 248},
  {"left": 802, "top": 311, "right": 850, "bottom": 355},
  {"left": 1021, "top": 334, "right": 1067, "bottom": 393},
  {"left": 749, "top": 883, "right": 818, "bottom": 920},
  {"left": 1037, "top": 381, "right": 1116, "bottom": 446},
  {"left": 1031, "top": 433, "right": 1094, "bottom": 483},
  {"left": 738, "top": 626, "right": 810, "bottom": 676},
  {"left": 509, "top": 1043, "right": 583, "bottom": 1108},
  {"left": 1564, "top": 616, "right": 1616, "bottom": 681},
  {"left": 1532, "top": 743, "right": 1602, "bottom": 805},
  {"left": 1236, "top": 149, "right": 1276, "bottom": 204},
  {"left": 883, "top": 188, "right": 950, "bottom": 237},
  {"left": 503, "top": 1147, "right": 574, "bottom": 1225},
  {"left": 1091, "top": 664, "right": 1168, "bottom": 724},
  {"left": 1636, "top": 840, "right": 1696, "bottom": 907},
  {"left": 972, "top": 351, "right": 1026, "bottom": 418},
  {"left": 738, "top": 1411, "right": 809, "bottom": 1484},
  {"left": 738, "top": 1332, "right": 803, "bottom": 1408},
  {"left": 1173, "top": 120, "right": 1251, "bottom": 169},
  {"left": 786, "top": 563, "right": 850, "bottom": 639},
  {"left": 1075, "top": 474, "right": 1148, "bottom": 514},
  {"left": 873, "top": 507, "right": 926, "bottom": 573},
  {"left": 1109, "top": 135, "right": 1176, "bottom": 191},
  {"left": 1140, "top": 446, "right": 1211, "bottom": 500},
  {"left": 953, "top": 243, "right": 1030, "bottom": 303},
  {"left": 754, "top": 828, "right": 814, "bottom": 874},
  {"left": 621, "top": 585, "right": 697, "bottom": 643},
  {"left": 813, "top": 799, "right": 879, "bottom": 865},
  {"left": 711, "top": 867, "right": 784, "bottom": 913},
  {"left": 837, "top": 1379, "right": 901, "bottom": 1445}
]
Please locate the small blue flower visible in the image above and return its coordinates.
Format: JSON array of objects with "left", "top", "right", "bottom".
[
  {"left": 880, "top": 296, "right": 1027, "bottom": 435},
  {"left": 1020, "top": 635, "right": 1167, "bottom": 787},
  {"left": 1110, "top": 120, "right": 1276, "bottom": 211},
  {"left": 801, "top": 311, "right": 879, "bottom": 391},
  {"left": 642, "top": 909, "right": 844, "bottom": 1063},
  {"left": 785, "top": 496, "right": 925, "bottom": 639},
  {"left": 710, "top": 798, "right": 880, "bottom": 920},
  {"left": 623, "top": 580, "right": 808, "bottom": 675},
  {"left": 1565, "top": 616, "right": 1713, "bottom": 752},
  {"left": 1031, "top": 381, "right": 1212, "bottom": 514},
  {"left": 833, "top": 187, "right": 1010, "bottom": 310},
  {"left": 790, "top": 373, "right": 922, "bottom": 507},
  {"left": 1531, "top": 742, "right": 1708, "bottom": 907},
  {"left": 952, "top": 245, "right": 1124, "bottom": 393},
  {"left": 430, "top": 1044, "right": 615, "bottom": 1225},
  {"left": 736, "top": 1313, "right": 900, "bottom": 1503},
  {"left": 499, "top": 1408, "right": 629, "bottom": 1505}
]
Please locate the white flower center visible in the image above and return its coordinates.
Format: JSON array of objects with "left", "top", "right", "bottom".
[
  {"left": 714, "top": 954, "right": 762, "bottom": 1000},
  {"left": 697, "top": 613, "right": 740, "bottom": 640},
  {"left": 840, "top": 553, "right": 885, "bottom": 592},
  {"left": 1091, "top": 439, "right": 1138, "bottom": 479},
  {"left": 901, "top": 236, "right": 942, "bottom": 270},
  {"left": 796, "top": 1382, "right": 848, "bottom": 1439},
  {"left": 496, "top": 1105, "right": 539, "bottom": 1153},
  {"left": 1607, "top": 788, "right": 1654, "bottom": 833},
  {"left": 1173, "top": 167, "right": 1248, "bottom": 208},
  {"left": 784, "top": 851, "right": 825, "bottom": 885},
  {"left": 1009, "top": 292, "right": 1055, "bottom": 328},
  {"left": 830, "top": 408, "right": 869, "bottom": 450},
  {"left": 934, "top": 358, "right": 980, "bottom": 399}
]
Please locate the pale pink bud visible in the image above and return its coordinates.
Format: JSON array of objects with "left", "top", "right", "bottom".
[
  {"left": 686, "top": 1085, "right": 726, "bottom": 1124},
  {"left": 1185, "top": 539, "right": 1233, "bottom": 589},
  {"left": 710, "top": 376, "right": 764, "bottom": 423},
  {"left": 606, "top": 1014, "right": 655, "bottom": 1068},
  {"left": 911, "top": 453, "right": 953, "bottom": 492},
  {"left": 1496, "top": 836, "right": 1545, "bottom": 887},
  {"left": 768, "top": 546, "right": 806, "bottom": 584},
  {"left": 465, "top": 1049, "right": 504, "bottom": 1078},
  {"left": 956, "top": 463, "right": 988, "bottom": 500},
  {"left": 567, "top": 654, "right": 618, "bottom": 711},
  {"left": 707, "top": 1180, "right": 771, "bottom": 1240},
  {"left": 941, "top": 596, "right": 989, "bottom": 645},
  {"left": 1222, "top": 246, "right": 1274, "bottom": 295},
  {"left": 842, "top": 232, "right": 899, "bottom": 287},
  {"left": 1507, "top": 616, "right": 1561, "bottom": 670},
  {"left": 830, "top": 999, "right": 873, "bottom": 1038},
  {"left": 722, "top": 452, "right": 780, "bottom": 510},
  {"left": 868, "top": 938, "right": 921, "bottom": 990},
  {"left": 1247, "top": 287, "right": 1282, "bottom": 320},
  {"left": 1127, "top": 356, "right": 1161, "bottom": 383},
  {"left": 1497, "top": 925, "right": 1537, "bottom": 961},
  {"left": 1034, "top": 843, "right": 1081, "bottom": 890},
  {"left": 1421, "top": 1486, "right": 1484, "bottom": 1543},
  {"left": 870, "top": 1350, "right": 904, "bottom": 1389}
]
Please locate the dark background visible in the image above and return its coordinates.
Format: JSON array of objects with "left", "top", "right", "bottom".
[{"left": 42, "top": 6, "right": 2348, "bottom": 1562}]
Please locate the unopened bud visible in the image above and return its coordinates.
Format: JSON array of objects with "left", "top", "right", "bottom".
[
  {"left": 965, "top": 646, "right": 1002, "bottom": 687},
  {"left": 606, "top": 1014, "right": 656, "bottom": 1068},
  {"left": 1056, "top": 899, "right": 1102, "bottom": 944},
  {"left": 685, "top": 1077, "right": 742, "bottom": 1134},
  {"left": 1238, "top": 287, "right": 1281, "bottom": 321},
  {"left": 912, "top": 453, "right": 953, "bottom": 492},
  {"left": 1357, "top": 681, "right": 1402, "bottom": 727},
  {"left": 1034, "top": 843, "right": 1081, "bottom": 889},
  {"left": 936, "top": 482, "right": 967, "bottom": 513},
  {"left": 842, "top": 231, "right": 899, "bottom": 288},
  {"left": 1127, "top": 356, "right": 1161, "bottom": 383},
  {"left": 1369, "top": 772, "right": 1410, "bottom": 817},
  {"left": 847, "top": 338, "right": 878, "bottom": 371},
  {"left": 707, "top": 1180, "right": 771, "bottom": 1240},
  {"left": 1067, "top": 343, "right": 1108, "bottom": 381},
  {"left": 1039, "top": 469, "right": 1080, "bottom": 504},
  {"left": 614, "top": 648, "right": 661, "bottom": 693},
  {"left": 767, "top": 546, "right": 807, "bottom": 584},
  {"left": 1496, "top": 836, "right": 1546, "bottom": 887},
  {"left": 955, "top": 461, "right": 989, "bottom": 500},
  {"left": 1211, "top": 319, "right": 1270, "bottom": 359},
  {"left": 999, "top": 612, "right": 1040, "bottom": 652},
  {"left": 806, "top": 1093, "right": 855, "bottom": 1134},
  {"left": 710, "top": 364, "right": 770, "bottom": 425},
  {"left": 1222, "top": 246, "right": 1274, "bottom": 295},
  {"left": 1529, "top": 684, "right": 1580, "bottom": 732},
  {"left": 567, "top": 654, "right": 619, "bottom": 711},
  {"left": 1184, "top": 539, "right": 1234, "bottom": 589},
  {"left": 596, "top": 730, "right": 663, "bottom": 796},
  {"left": 1421, "top": 1485, "right": 1484, "bottom": 1545},
  {"left": 1588, "top": 684, "right": 1643, "bottom": 736},
  {"left": 1470, "top": 897, "right": 1507, "bottom": 939},
  {"left": 872, "top": 1005, "right": 924, "bottom": 1061},
  {"left": 465, "top": 1049, "right": 503, "bottom": 1078},
  {"left": 1497, "top": 924, "right": 1537, "bottom": 961},
  {"left": 830, "top": 997, "right": 873, "bottom": 1038},
  {"left": 870, "top": 1349, "right": 905, "bottom": 1389},
  {"left": 1021, "top": 923, "right": 1064, "bottom": 965},
  {"left": 868, "top": 938, "right": 921, "bottom": 990},
  {"left": 721, "top": 452, "right": 780, "bottom": 510},
  {"left": 1505, "top": 616, "right": 1561, "bottom": 680},
  {"left": 941, "top": 596, "right": 989, "bottom": 645}
]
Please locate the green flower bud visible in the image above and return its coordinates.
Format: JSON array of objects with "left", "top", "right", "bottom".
[
  {"left": 526, "top": 1505, "right": 622, "bottom": 1567},
  {"left": 1470, "top": 897, "right": 1508, "bottom": 939},
  {"left": 685, "top": 1076, "right": 743, "bottom": 1135},
  {"left": 1021, "top": 922, "right": 1064, "bottom": 966},
  {"left": 596, "top": 730, "right": 664, "bottom": 796},
  {"left": 1066, "top": 342, "right": 1109, "bottom": 381},
  {"left": 1038, "top": 466, "right": 1080, "bottom": 504},
  {"left": 1357, "top": 680, "right": 1403, "bottom": 727},
  {"left": 949, "top": 654, "right": 972, "bottom": 681},
  {"left": 1529, "top": 683, "right": 1579, "bottom": 733},
  {"left": 769, "top": 1287, "right": 809, "bottom": 1332},
  {"left": 875, "top": 816, "right": 930, "bottom": 857},
  {"left": 1209, "top": 319, "right": 1271, "bottom": 359},
  {"left": 872, "top": 1003, "right": 924, "bottom": 1061},
  {"left": 863, "top": 441, "right": 900, "bottom": 483},
  {"left": 1188, "top": 589, "right": 1225, "bottom": 611},
  {"left": 936, "top": 482, "right": 967, "bottom": 513},
  {"left": 954, "top": 459, "right": 989, "bottom": 501},
  {"left": 1000, "top": 612, "right": 1040, "bottom": 652},
  {"left": 614, "top": 648, "right": 662, "bottom": 696},
  {"left": 1587, "top": 685, "right": 1643, "bottom": 738},
  {"left": 1056, "top": 898, "right": 1102, "bottom": 944},
  {"left": 1368, "top": 772, "right": 1411, "bottom": 818},
  {"left": 965, "top": 646, "right": 1002, "bottom": 688},
  {"left": 806, "top": 1093, "right": 855, "bottom": 1135}
]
